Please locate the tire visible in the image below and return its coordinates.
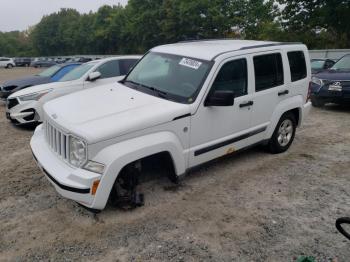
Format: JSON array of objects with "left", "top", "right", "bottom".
[
  {"left": 336, "top": 217, "right": 350, "bottom": 241},
  {"left": 311, "top": 97, "right": 324, "bottom": 107},
  {"left": 6, "top": 64, "right": 13, "bottom": 69},
  {"left": 268, "top": 112, "right": 296, "bottom": 154}
]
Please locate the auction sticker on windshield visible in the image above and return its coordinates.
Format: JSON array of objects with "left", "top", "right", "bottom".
[{"left": 179, "top": 58, "right": 202, "bottom": 70}]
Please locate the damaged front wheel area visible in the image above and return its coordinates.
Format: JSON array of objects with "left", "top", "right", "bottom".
[{"left": 109, "top": 161, "right": 144, "bottom": 209}]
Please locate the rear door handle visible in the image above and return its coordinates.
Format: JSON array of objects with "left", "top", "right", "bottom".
[
  {"left": 239, "top": 101, "right": 254, "bottom": 108},
  {"left": 278, "top": 90, "right": 289, "bottom": 96}
]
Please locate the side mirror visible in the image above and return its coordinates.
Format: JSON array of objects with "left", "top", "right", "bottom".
[
  {"left": 88, "top": 71, "right": 101, "bottom": 82},
  {"left": 204, "top": 90, "right": 235, "bottom": 107}
]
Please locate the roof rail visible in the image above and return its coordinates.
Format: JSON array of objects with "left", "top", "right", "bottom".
[
  {"left": 177, "top": 38, "right": 240, "bottom": 43},
  {"left": 212, "top": 42, "right": 303, "bottom": 60}
]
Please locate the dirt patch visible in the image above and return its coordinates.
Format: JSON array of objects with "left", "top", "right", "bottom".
[{"left": 0, "top": 68, "right": 350, "bottom": 261}]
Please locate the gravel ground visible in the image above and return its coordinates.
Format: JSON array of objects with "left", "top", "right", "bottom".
[{"left": 0, "top": 68, "right": 350, "bottom": 261}]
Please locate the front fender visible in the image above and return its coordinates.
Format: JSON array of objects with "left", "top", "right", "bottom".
[
  {"left": 265, "top": 95, "right": 304, "bottom": 139},
  {"left": 91, "top": 131, "right": 186, "bottom": 209}
]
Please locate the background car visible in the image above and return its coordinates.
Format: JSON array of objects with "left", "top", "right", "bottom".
[
  {"left": 31, "top": 59, "right": 57, "bottom": 68},
  {"left": 311, "top": 58, "right": 336, "bottom": 74},
  {"left": 0, "top": 57, "right": 15, "bottom": 68},
  {"left": 0, "top": 63, "right": 81, "bottom": 99},
  {"left": 310, "top": 54, "right": 350, "bottom": 107},
  {"left": 6, "top": 55, "right": 141, "bottom": 125},
  {"left": 14, "top": 57, "right": 32, "bottom": 67}
]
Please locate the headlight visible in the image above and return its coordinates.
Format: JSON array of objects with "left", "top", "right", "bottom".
[
  {"left": 18, "top": 89, "right": 52, "bottom": 101},
  {"left": 311, "top": 77, "right": 323, "bottom": 86},
  {"left": 83, "top": 161, "right": 105, "bottom": 174},
  {"left": 69, "top": 136, "right": 87, "bottom": 167}
]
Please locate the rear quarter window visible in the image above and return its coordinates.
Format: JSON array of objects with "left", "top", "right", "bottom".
[{"left": 287, "top": 51, "right": 307, "bottom": 82}]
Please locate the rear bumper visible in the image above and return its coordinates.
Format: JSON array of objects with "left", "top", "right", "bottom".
[
  {"left": 301, "top": 102, "right": 311, "bottom": 125},
  {"left": 30, "top": 125, "right": 102, "bottom": 208}
]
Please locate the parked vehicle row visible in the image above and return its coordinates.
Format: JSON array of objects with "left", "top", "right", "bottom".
[
  {"left": 2, "top": 40, "right": 309, "bottom": 212},
  {"left": 5, "top": 56, "right": 140, "bottom": 125}
]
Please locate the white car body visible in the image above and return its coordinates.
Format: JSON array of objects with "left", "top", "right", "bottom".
[
  {"left": 0, "top": 57, "right": 15, "bottom": 68},
  {"left": 6, "top": 56, "right": 141, "bottom": 124},
  {"left": 31, "top": 40, "right": 312, "bottom": 210}
]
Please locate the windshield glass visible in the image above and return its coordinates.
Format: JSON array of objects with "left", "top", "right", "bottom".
[
  {"left": 311, "top": 60, "right": 325, "bottom": 70},
  {"left": 124, "top": 52, "right": 212, "bottom": 103},
  {"left": 37, "top": 65, "right": 61, "bottom": 77},
  {"left": 331, "top": 55, "right": 350, "bottom": 70},
  {"left": 59, "top": 63, "right": 96, "bottom": 82}
]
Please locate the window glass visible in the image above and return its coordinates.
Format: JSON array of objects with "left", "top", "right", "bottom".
[
  {"left": 59, "top": 62, "right": 97, "bottom": 82},
  {"left": 254, "top": 53, "right": 284, "bottom": 91},
  {"left": 311, "top": 60, "right": 325, "bottom": 70},
  {"left": 287, "top": 51, "right": 307, "bottom": 82},
  {"left": 50, "top": 64, "right": 80, "bottom": 81},
  {"left": 119, "top": 59, "right": 139, "bottom": 75},
  {"left": 211, "top": 59, "right": 247, "bottom": 97},
  {"left": 124, "top": 52, "right": 212, "bottom": 103},
  {"left": 37, "top": 65, "right": 61, "bottom": 77},
  {"left": 95, "top": 60, "right": 120, "bottom": 79},
  {"left": 331, "top": 55, "right": 350, "bottom": 70}
]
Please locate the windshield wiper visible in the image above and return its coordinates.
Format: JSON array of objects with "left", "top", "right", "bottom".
[{"left": 124, "top": 80, "right": 170, "bottom": 99}]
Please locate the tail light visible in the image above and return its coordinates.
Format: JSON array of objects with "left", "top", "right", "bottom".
[{"left": 306, "top": 81, "right": 312, "bottom": 102}]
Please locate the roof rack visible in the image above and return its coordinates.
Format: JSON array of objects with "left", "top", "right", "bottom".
[{"left": 177, "top": 38, "right": 240, "bottom": 43}]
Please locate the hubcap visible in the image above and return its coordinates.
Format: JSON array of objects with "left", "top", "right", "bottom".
[{"left": 277, "top": 119, "right": 293, "bottom": 147}]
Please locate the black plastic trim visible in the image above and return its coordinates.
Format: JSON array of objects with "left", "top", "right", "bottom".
[
  {"left": 194, "top": 127, "right": 267, "bottom": 156},
  {"left": 173, "top": 113, "right": 191, "bottom": 121}
]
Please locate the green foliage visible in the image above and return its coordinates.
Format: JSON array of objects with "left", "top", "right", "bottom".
[{"left": 0, "top": 0, "right": 348, "bottom": 57}]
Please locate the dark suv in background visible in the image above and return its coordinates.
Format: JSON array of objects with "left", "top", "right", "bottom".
[
  {"left": 14, "top": 58, "right": 32, "bottom": 67},
  {"left": 310, "top": 54, "right": 350, "bottom": 107}
]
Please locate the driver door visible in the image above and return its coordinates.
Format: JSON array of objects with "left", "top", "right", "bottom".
[{"left": 189, "top": 56, "right": 254, "bottom": 167}]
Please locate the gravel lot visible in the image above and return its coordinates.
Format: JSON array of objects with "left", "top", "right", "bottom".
[{"left": 0, "top": 68, "right": 349, "bottom": 261}]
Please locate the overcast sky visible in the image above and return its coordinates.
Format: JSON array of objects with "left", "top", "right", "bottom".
[{"left": 0, "top": 0, "right": 128, "bottom": 32}]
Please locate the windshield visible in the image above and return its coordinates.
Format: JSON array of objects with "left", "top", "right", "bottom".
[
  {"left": 311, "top": 60, "right": 325, "bottom": 70},
  {"left": 124, "top": 52, "right": 212, "bottom": 103},
  {"left": 331, "top": 55, "right": 350, "bottom": 70},
  {"left": 37, "top": 65, "right": 61, "bottom": 77},
  {"left": 59, "top": 63, "right": 96, "bottom": 82}
]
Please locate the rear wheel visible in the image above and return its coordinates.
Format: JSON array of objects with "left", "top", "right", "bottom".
[
  {"left": 6, "top": 64, "right": 13, "bottom": 69},
  {"left": 311, "top": 97, "right": 324, "bottom": 107},
  {"left": 268, "top": 113, "right": 296, "bottom": 154}
]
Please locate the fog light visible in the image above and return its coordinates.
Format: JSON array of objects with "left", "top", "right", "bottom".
[{"left": 83, "top": 160, "right": 105, "bottom": 174}]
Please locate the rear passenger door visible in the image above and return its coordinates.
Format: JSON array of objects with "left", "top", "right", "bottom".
[{"left": 249, "top": 51, "right": 288, "bottom": 142}]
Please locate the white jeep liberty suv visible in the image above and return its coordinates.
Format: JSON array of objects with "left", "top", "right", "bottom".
[{"left": 31, "top": 40, "right": 312, "bottom": 211}]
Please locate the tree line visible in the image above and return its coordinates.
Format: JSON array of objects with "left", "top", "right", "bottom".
[{"left": 0, "top": 0, "right": 349, "bottom": 57}]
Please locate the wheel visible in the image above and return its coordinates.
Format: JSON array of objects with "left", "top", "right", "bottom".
[
  {"left": 311, "top": 97, "right": 324, "bottom": 107},
  {"left": 268, "top": 112, "right": 296, "bottom": 154},
  {"left": 6, "top": 64, "right": 13, "bottom": 69}
]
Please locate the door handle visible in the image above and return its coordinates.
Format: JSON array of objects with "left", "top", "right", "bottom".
[
  {"left": 239, "top": 101, "right": 254, "bottom": 108},
  {"left": 278, "top": 90, "right": 289, "bottom": 96}
]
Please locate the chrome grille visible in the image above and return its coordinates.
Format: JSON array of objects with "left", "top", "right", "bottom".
[{"left": 45, "top": 121, "right": 69, "bottom": 160}]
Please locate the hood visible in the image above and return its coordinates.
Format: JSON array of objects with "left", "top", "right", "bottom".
[
  {"left": 9, "top": 81, "right": 72, "bottom": 98},
  {"left": 314, "top": 69, "right": 350, "bottom": 81},
  {"left": 2, "top": 75, "right": 51, "bottom": 89},
  {"left": 44, "top": 83, "right": 190, "bottom": 144}
]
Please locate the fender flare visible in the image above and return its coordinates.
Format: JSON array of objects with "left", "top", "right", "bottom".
[
  {"left": 265, "top": 95, "right": 304, "bottom": 140},
  {"left": 91, "top": 131, "right": 186, "bottom": 209}
]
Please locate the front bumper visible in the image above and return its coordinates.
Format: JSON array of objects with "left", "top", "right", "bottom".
[
  {"left": 311, "top": 82, "right": 350, "bottom": 104},
  {"left": 6, "top": 99, "right": 40, "bottom": 125},
  {"left": 30, "top": 125, "right": 102, "bottom": 208}
]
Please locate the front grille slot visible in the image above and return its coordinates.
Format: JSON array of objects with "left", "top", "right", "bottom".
[{"left": 45, "top": 121, "right": 68, "bottom": 161}]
